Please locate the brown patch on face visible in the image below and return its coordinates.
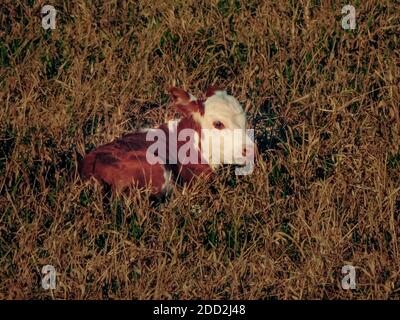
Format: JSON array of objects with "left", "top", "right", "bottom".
[
  {"left": 176, "top": 100, "right": 204, "bottom": 117},
  {"left": 166, "top": 115, "right": 212, "bottom": 184},
  {"left": 196, "top": 99, "right": 205, "bottom": 116}
]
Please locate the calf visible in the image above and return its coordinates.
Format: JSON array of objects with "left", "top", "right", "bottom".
[{"left": 78, "top": 87, "right": 255, "bottom": 195}]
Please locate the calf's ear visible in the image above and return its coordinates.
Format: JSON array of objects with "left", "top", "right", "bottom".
[
  {"left": 169, "top": 87, "right": 204, "bottom": 116},
  {"left": 169, "top": 87, "right": 191, "bottom": 105},
  {"left": 205, "top": 85, "right": 226, "bottom": 97}
]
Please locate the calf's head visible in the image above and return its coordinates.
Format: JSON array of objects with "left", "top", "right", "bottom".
[{"left": 169, "top": 87, "right": 255, "bottom": 170}]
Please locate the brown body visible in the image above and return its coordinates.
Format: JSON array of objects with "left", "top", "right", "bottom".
[
  {"left": 78, "top": 130, "right": 170, "bottom": 194},
  {"left": 78, "top": 90, "right": 213, "bottom": 194}
]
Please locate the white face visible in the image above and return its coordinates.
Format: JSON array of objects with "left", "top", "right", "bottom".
[{"left": 193, "top": 90, "right": 255, "bottom": 168}]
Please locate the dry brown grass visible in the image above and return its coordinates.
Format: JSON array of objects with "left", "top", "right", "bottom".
[{"left": 0, "top": 0, "right": 399, "bottom": 299}]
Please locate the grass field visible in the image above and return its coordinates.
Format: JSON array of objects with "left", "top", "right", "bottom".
[{"left": 0, "top": 0, "right": 399, "bottom": 299}]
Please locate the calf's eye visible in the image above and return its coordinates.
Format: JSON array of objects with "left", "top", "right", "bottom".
[{"left": 213, "top": 120, "right": 225, "bottom": 130}]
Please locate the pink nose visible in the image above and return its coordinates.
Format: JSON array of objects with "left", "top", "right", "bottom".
[{"left": 242, "top": 146, "right": 255, "bottom": 160}]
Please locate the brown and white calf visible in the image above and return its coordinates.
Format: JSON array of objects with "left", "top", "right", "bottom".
[{"left": 78, "top": 87, "right": 255, "bottom": 195}]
